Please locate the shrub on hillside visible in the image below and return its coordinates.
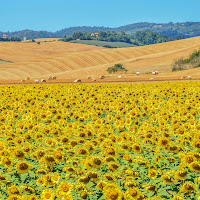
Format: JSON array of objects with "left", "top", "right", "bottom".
[
  {"left": 172, "top": 48, "right": 200, "bottom": 71},
  {"left": 107, "top": 63, "right": 127, "bottom": 74}
]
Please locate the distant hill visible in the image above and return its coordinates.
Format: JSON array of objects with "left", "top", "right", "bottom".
[
  {"left": 1, "top": 22, "right": 200, "bottom": 40},
  {"left": 0, "top": 30, "right": 54, "bottom": 40}
]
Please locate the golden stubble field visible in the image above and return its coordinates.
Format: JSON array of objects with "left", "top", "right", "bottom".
[{"left": 0, "top": 37, "right": 200, "bottom": 83}]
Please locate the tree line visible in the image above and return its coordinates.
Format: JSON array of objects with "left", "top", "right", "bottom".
[
  {"left": 0, "top": 37, "right": 21, "bottom": 42},
  {"left": 60, "top": 30, "right": 178, "bottom": 46}
]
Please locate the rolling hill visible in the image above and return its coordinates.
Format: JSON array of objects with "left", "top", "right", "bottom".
[
  {"left": 1, "top": 36, "right": 200, "bottom": 82},
  {"left": 1, "top": 22, "right": 200, "bottom": 40}
]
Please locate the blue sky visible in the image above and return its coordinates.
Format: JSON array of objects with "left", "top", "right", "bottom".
[{"left": 1, "top": 0, "right": 200, "bottom": 32}]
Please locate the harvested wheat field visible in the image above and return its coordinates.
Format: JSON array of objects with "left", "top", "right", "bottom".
[
  {"left": 26, "top": 38, "right": 61, "bottom": 42},
  {"left": 1, "top": 37, "right": 200, "bottom": 83}
]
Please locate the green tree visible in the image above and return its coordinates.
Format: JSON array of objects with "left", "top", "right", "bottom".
[
  {"left": 62, "top": 36, "right": 73, "bottom": 42},
  {"left": 72, "top": 31, "right": 83, "bottom": 40}
]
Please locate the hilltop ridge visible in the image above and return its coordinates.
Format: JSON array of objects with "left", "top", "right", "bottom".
[{"left": 1, "top": 22, "right": 200, "bottom": 40}]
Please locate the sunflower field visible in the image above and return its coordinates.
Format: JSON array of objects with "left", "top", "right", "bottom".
[{"left": 0, "top": 82, "right": 200, "bottom": 200}]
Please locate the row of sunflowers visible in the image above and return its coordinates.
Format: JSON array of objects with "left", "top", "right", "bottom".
[{"left": 0, "top": 82, "right": 200, "bottom": 200}]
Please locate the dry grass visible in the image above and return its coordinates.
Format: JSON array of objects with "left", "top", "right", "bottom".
[
  {"left": 1, "top": 37, "right": 200, "bottom": 82},
  {"left": 26, "top": 38, "right": 61, "bottom": 42}
]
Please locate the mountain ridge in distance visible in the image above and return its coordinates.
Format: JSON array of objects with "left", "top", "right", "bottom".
[{"left": 1, "top": 22, "right": 200, "bottom": 40}]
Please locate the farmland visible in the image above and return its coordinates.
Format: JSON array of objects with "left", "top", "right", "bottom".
[
  {"left": 70, "top": 40, "right": 136, "bottom": 48},
  {"left": 0, "top": 36, "right": 200, "bottom": 82},
  {"left": 0, "top": 82, "right": 200, "bottom": 199}
]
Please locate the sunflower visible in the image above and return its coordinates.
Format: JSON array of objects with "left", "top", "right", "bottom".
[
  {"left": 124, "top": 181, "right": 137, "bottom": 188},
  {"left": 76, "top": 184, "right": 86, "bottom": 191},
  {"left": 77, "top": 148, "right": 88, "bottom": 155},
  {"left": 190, "top": 161, "right": 200, "bottom": 172},
  {"left": 146, "top": 185, "right": 157, "bottom": 193},
  {"left": 104, "top": 184, "right": 123, "bottom": 200},
  {"left": 168, "top": 145, "right": 179, "bottom": 153},
  {"left": 80, "top": 191, "right": 88, "bottom": 199},
  {"left": 0, "top": 142, "right": 5, "bottom": 151},
  {"left": 52, "top": 172, "right": 60, "bottom": 184},
  {"left": 43, "top": 155, "right": 56, "bottom": 165},
  {"left": 78, "top": 176, "right": 90, "bottom": 184},
  {"left": 161, "top": 174, "right": 175, "bottom": 184},
  {"left": 36, "top": 149, "right": 45, "bottom": 160},
  {"left": 194, "top": 152, "right": 200, "bottom": 161},
  {"left": 175, "top": 170, "right": 188, "bottom": 180},
  {"left": 29, "top": 195, "right": 38, "bottom": 200},
  {"left": 43, "top": 174, "right": 55, "bottom": 186},
  {"left": 36, "top": 177, "right": 45, "bottom": 186},
  {"left": 0, "top": 174, "right": 6, "bottom": 181},
  {"left": 22, "top": 185, "right": 35, "bottom": 193},
  {"left": 108, "top": 163, "right": 120, "bottom": 172},
  {"left": 132, "top": 144, "right": 142, "bottom": 153},
  {"left": 23, "top": 143, "right": 32, "bottom": 153},
  {"left": 183, "top": 154, "right": 196, "bottom": 165},
  {"left": 61, "top": 137, "right": 69, "bottom": 144},
  {"left": 21, "top": 195, "right": 28, "bottom": 200},
  {"left": 36, "top": 169, "right": 47, "bottom": 175},
  {"left": 86, "top": 171, "right": 99, "bottom": 181},
  {"left": 125, "top": 187, "right": 140, "bottom": 199},
  {"left": 24, "top": 133, "right": 32, "bottom": 141},
  {"left": 13, "top": 149, "right": 26, "bottom": 160},
  {"left": 54, "top": 151, "right": 64, "bottom": 162},
  {"left": 91, "top": 157, "right": 103, "bottom": 169},
  {"left": 172, "top": 195, "right": 185, "bottom": 200},
  {"left": 16, "top": 161, "right": 31, "bottom": 174},
  {"left": 56, "top": 181, "right": 73, "bottom": 198},
  {"left": 61, "top": 195, "right": 73, "bottom": 200},
  {"left": 159, "top": 138, "right": 169, "bottom": 148},
  {"left": 192, "top": 139, "right": 200, "bottom": 150},
  {"left": 7, "top": 185, "right": 21, "bottom": 196},
  {"left": 103, "top": 174, "right": 115, "bottom": 182},
  {"left": 96, "top": 181, "right": 107, "bottom": 191},
  {"left": 6, "top": 195, "right": 21, "bottom": 200},
  {"left": 41, "top": 189, "right": 55, "bottom": 200},
  {"left": 1, "top": 156, "right": 13, "bottom": 168},
  {"left": 148, "top": 169, "right": 157, "bottom": 179},
  {"left": 179, "top": 182, "right": 196, "bottom": 195},
  {"left": 104, "top": 156, "right": 115, "bottom": 163},
  {"left": 63, "top": 166, "right": 76, "bottom": 173}
]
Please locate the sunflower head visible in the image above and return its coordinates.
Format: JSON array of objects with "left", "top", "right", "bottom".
[
  {"left": 44, "top": 155, "right": 55, "bottom": 165},
  {"left": 190, "top": 162, "right": 200, "bottom": 172},
  {"left": 7, "top": 185, "right": 21, "bottom": 196},
  {"left": 172, "top": 195, "right": 185, "bottom": 200},
  {"left": 132, "top": 144, "right": 141, "bottom": 153},
  {"left": 80, "top": 191, "right": 88, "bottom": 199},
  {"left": 22, "top": 185, "right": 35, "bottom": 193},
  {"left": 41, "top": 189, "right": 55, "bottom": 200},
  {"left": 29, "top": 195, "right": 38, "bottom": 200},
  {"left": 56, "top": 181, "right": 73, "bottom": 198},
  {"left": 148, "top": 169, "right": 157, "bottom": 179},
  {"left": 125, "top": 187, "right": 140, "bottom": 199},
  {"left": 16, "top": 161, "right": 31, "bottom": 174},
  {"left": 1, "top": 156, "right": 12, "bottom": 167},
  {"left": 104, "top": 184, "right": 122, "bottom": 200},
  {"left": 175, "top": 170, "right": 188, "bottom": 180},
  {"left": 179, "top": 182, "right": 196, "bottom": 195},
  {"left": 14, "top": 149, "right": 25, "bottom": 160},
  {"left": 161, "top": 174, "right": 175, "bottom": 184},
  {"left": 96, "top": 181, "right": 107, "bottom": 191}
]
